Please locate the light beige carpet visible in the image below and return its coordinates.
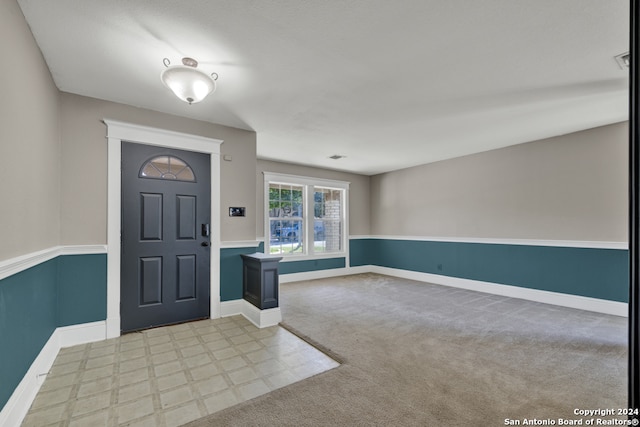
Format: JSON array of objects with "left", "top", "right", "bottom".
[{"left": 185, "top": 273, "right": 627, "bottom": 426}]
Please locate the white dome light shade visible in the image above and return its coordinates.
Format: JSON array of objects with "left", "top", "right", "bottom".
[{"left": 161, "top": 58, "right": 217, "bottom": 104}]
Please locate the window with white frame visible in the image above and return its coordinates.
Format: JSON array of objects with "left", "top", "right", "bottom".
[{"left": 264, "top": 172, "right": 349, "bottom": 258}]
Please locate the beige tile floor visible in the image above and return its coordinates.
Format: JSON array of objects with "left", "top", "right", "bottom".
[{"left": 22, "top": 315, "right": 339, "bottom": 427}]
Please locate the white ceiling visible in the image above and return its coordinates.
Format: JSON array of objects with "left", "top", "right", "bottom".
[{"left": 18, "top": 0, "right": 629, "bottom": 175}]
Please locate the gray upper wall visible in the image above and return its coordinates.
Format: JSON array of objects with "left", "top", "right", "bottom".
[
  {"left": 0, "top": 0, "right": 61, "bottom": 261},
  {"left": 256, "top": 160, "right": 371, "bottom": 238},
  {"left": 59, "top": 93, "right": 258, "bottom": 245},
  {"left": 370, "top": 122, "right": 628, "bottom": 242},
  {"left": 1, "top": 0, "right": 629, "bottom": 262}
]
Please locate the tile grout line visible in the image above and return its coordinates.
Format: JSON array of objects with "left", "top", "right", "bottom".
[
  {"left": 187, "top": 322, "right": 211, "bottom": 420},
  {"left": 147, "top": 329, "right": 168, "bottom": 427},
  {"left": 107, "top": 337, "right": 122, "bottom": 427},
  {"left": 61, "top": 344, "right": 90, "bottom": 427},
  {"left": 213, "top": 322, "right": 245, "bottom": 405}
]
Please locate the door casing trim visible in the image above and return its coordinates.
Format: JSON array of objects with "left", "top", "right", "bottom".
[{"left": 104, "top": 120, "right": 223, "bottom": 338}]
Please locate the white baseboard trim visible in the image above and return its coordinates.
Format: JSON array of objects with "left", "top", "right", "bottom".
[
  {"left": 58, "top": 321, "right": 106, "bottom": 348},
  {"left": 0, "top": 321, "right": 107, "bottom": 427},
  {"left": 0, "top": 330, "right": 59, "bottom": 427},
  {"left": 369, "top": 266, "right": 628, "bottom": 317},
  {"left": 242, "top": 302, "right": 282, "bottom": 328},
  {"left": 276, "top": 264, "right": 626, "bottom": 317},
  {"left": 220, "top": 299, "right": 282, "bottom": 328},
  {"left": 220, "top": 300, "right": 244, "bottom": 318}
]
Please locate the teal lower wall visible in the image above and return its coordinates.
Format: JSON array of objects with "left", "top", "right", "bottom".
[
  {"left": 57, "top": 255, "right": 107, "bottom": 327},
  {"left": 350, "top": 238, "right": 629, "bottom": 303},
  {"left": 349, "top": 239, "right": 373, "bottom": 267},
  {"left": 0, "top": 253, "right": 107, "bottom": 411},
  {"left": 220, "top": 245, "right": 263, "bottom": 301},
  {"left": 278, "top": 257, "right": 346, "bottom": 274},
  {"left": 5, "top": 239, "right": 625, "bottom": 411},
  {"left": 0, "top": 260, "right": 57, "bottom": 412}
]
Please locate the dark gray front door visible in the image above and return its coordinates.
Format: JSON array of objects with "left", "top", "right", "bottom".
[{"left": 121, "top": 142, "right": 211, "bottom": 333}]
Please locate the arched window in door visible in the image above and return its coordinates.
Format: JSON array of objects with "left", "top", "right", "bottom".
[{"left": 139, "top": 155, "right": 196, "bottom": 182}]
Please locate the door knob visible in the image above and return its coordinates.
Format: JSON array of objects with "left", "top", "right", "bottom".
[{"left": 201, "top": 242, "right": 209, "bottom": 247}]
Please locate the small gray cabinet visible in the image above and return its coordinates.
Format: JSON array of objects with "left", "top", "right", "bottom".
[{"left": 240, "top": 253, "right": 282, "bottom": 310}]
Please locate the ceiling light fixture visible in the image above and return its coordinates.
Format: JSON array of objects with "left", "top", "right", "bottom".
[
  {"left": 615, "top": 52, "right": 630, "bottom": 70},
  {"left": 161, "top": 57, "right": 218, "bottom": 104}
]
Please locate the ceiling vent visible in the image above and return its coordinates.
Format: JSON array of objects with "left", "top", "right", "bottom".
[{"left": 615, "top": 52, "right": 630, "bottom": 70}]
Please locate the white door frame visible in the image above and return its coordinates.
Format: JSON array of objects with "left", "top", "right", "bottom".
[{"left": 104, "top": 120, "right": 222, "bottom": 339}]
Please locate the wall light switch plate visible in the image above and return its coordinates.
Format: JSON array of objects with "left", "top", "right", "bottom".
[{"left": 229, "top": 207, "right": 245, "bottom": 217}]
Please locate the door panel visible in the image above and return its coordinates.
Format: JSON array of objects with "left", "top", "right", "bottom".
[
  {"left": 177, "top": 195, "right": 196, "bottom": 240},
  {"left": 177, "top": 255, "right": 197, "bottom": 300},
  {"left": 140, "top": 257, "right": 163, "bottom": 305},
  {"left": 141, "top": 193, "right": 163, "bottom": 240},
  {"left": 121, "top": 142, "right": 211, "bottom": 332}
]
